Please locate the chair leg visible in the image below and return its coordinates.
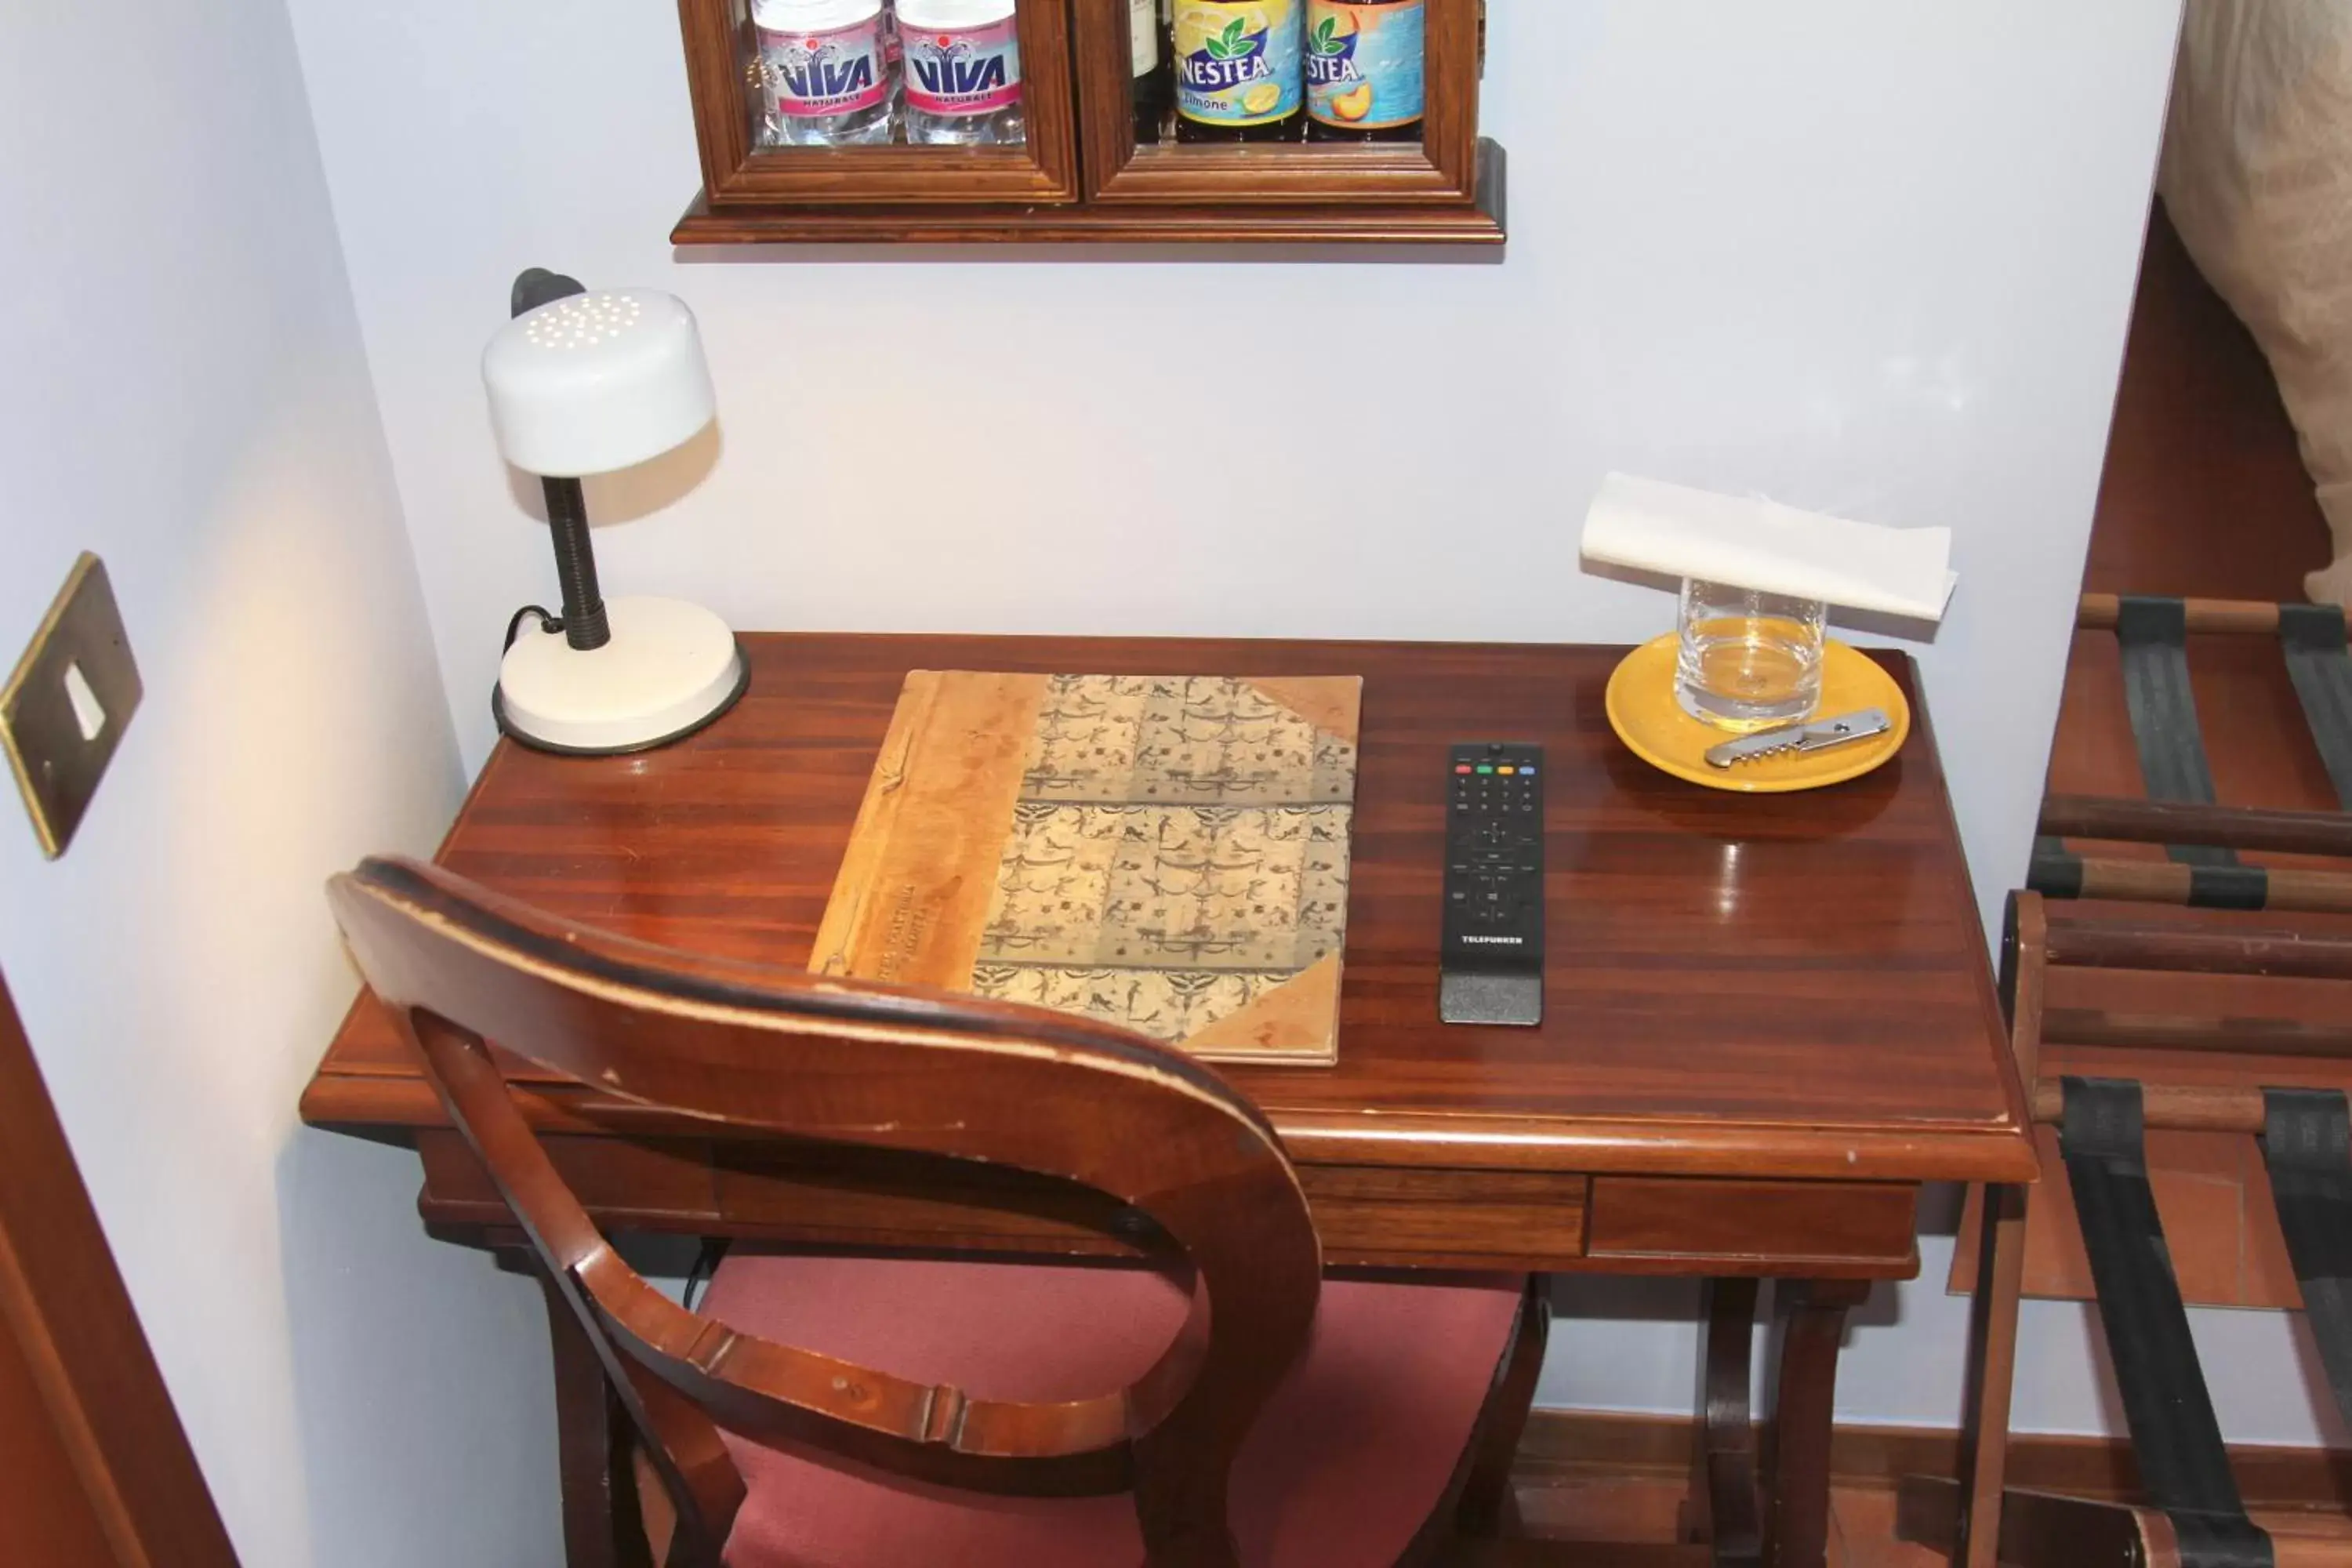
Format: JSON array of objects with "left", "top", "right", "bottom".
[
  {"left": 1457, "top": 1279, "right": 1552, "bottom": 1537},
  {"left": 540, "top": 1266, "right": 653, "bottom": 1568},
  {"left": 1132, "top": 1418, "right": 1244, "bottom": 1568}
]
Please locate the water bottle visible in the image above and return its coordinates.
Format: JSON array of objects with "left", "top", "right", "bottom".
[
  {"left": 896, "top": 0, "right": 1026, "bottom": 146},
  {"left": 754, "top": 0, "right": 897, "bottom": 147}
]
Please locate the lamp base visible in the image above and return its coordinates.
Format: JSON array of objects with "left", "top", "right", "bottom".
[{"left": 493, "top": 596, "right": 747, "bottom": 756}]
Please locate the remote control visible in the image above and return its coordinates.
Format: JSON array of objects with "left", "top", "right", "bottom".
[{"left": 1439, "top": 742, "right": 1545, "bottom": 1026}]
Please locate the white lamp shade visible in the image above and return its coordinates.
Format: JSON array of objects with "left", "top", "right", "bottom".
[{"left": 481, "top": 289, "right": 716, "bottom": 477}]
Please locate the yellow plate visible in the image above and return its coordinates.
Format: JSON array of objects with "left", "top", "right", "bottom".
[{"left": 1603, "top": 634, "right": 1911, "bottom": 793}]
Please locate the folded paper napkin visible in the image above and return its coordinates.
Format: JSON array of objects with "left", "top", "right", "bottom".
[{"left": 1581, "top": 473, "right": 1958, "bottom": 623}]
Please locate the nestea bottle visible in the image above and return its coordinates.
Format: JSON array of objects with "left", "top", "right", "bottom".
[
  {"left": 1174, "top": 1, "right": 1305, "bottom": 143},
  {"left": 1306, "top": 0, "right": 1424, "bottom": 142}
]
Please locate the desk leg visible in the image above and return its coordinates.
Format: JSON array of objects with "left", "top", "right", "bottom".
[
  {"left": 1763, "top": 1279, "right": 1869, "bottom": 1568},
  {"left": 1701, "top": 1278, "right": 1764, "bottom": 1568}
]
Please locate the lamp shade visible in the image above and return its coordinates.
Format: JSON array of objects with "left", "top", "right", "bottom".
[{"left": 481, "top": 289, "right": 716, "bottom": 477}]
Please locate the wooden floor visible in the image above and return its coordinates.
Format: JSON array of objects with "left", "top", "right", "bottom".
[
  {"left": 1491, "top": 1465, "right": 2352, "bottom": 1566},
  {"left": 1501, "top": 1470, "right": 1940, "bottom": 1566}
]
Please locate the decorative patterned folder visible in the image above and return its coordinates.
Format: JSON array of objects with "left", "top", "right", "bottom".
[{"left": 810, "top": 673, "right": 1362, "bottom": 1066}]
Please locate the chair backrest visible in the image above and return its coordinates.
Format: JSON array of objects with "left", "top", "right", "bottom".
[{"left": 328, "top": 855, "right": 1323, "bottom": 1566}]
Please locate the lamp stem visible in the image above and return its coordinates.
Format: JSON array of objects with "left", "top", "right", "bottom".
[{"left": 542, "top": 477, "right": 611, "bottom": 652}]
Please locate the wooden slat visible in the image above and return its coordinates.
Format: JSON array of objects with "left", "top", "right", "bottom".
[
  {"left": 2041, "top": 793, "right": 2352, "bottom": 858},
  {"left": 2043, "top": 1007, "right": 2352, "bottom": 1060},
  {"left": 2078, "top": 592, "right": 2291, "bottom": 635},
  {"left": 2027, "top": 1079, "right": 2273, "bottom": 1134},
  {"left": 2072, "top": 858, "right": 2352, "bottom": 913},
  {"left": 2044, "top": 918, "right": 2352, "bottom": 981}
]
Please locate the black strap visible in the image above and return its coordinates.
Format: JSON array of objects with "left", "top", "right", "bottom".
[
  {"left": 2026, "top": 841, "right": 2269, "bottom": 909},
  {"left": 2186, "top": 862, "right": 2270, "bottom": 910},
  {"left": 2115, "top": 597, "right": 2238, "bottom": 869},
  {"left": 2027, "top": 837, "right": 2083, "bottom": 899},
  {"left": 2259, "top": 1089, "right": 2352, "bottom": 1429},
  {"left": 2060, "top": 1078, "right": 2273, "bottom": 1567},
  {"left": 2278, "top": 604, "right": 2352, "bottom": 811}
]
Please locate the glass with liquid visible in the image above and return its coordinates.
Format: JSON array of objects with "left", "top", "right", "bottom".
[{"left": 1674, "top": 579, "right": 1826, "bottom": 731}]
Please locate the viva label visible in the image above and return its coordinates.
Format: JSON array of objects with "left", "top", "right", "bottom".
[
  {"left": 1306, "top": 1, "right": 1424, "bottom": 130},
  {"left": 1176, "top": 2, "right": 1302, "bottom": 128},
  {"left": 902, "top": 18, "right": 1023, "bottom": 117},
  {"left": 760, "top": 18, "right": 891, "bottom": 118}
]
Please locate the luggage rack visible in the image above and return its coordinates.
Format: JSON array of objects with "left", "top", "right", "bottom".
[
  {"left": 1899, "top": 893, "right": 2352, "bottom": 1568},
  {"left": 2034, "top": 593, "right": 2352, "bottom": 912}
]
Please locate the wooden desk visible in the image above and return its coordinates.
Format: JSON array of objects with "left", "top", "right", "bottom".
[{"left": 301, "top": 633, "right": 2033, "bottom": 1568}]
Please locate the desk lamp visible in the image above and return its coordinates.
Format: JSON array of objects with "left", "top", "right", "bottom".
[{"left": 481, "top": 268, "right": 746, "bottom": 754}]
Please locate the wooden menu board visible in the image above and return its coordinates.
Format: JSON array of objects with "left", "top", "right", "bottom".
[{"left": 810, "top": 672, "right": 1361, "bottom": 1066}]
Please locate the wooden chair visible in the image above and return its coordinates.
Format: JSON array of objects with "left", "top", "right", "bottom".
[
  {"left": 328, "top": 855, "right": 1547, "bottom": 1568},
  {"left": 1898, "top": 891, "right": 2352, "bottom": 1568}
]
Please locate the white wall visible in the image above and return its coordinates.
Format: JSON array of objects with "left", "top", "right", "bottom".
[
  {"left": 0, "top": 4, "right": 557, "bottom": 1564},
  {"left": 278, "top": 0, "right": 2317, "bottom": 1447}
]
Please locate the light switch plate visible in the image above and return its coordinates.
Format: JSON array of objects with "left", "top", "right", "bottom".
[{"left": 2, "top": 554, "right": 141, "bottom": 858}]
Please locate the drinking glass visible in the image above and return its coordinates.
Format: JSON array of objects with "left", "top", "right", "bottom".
[{"left": 1674, "top": 579, "right": 1827, "bottom": 731}]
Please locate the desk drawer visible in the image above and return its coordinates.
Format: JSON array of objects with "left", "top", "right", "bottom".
[
  {"left": 1585, "top": 1177, "right": 1918, "bottom": 1277},
  {"left": 416, "top": 1132, "right": 1590, "bottom": 1270},
  {"left": 419, "top": 1131, "right": 1149, "bottom": 1257},
  {"left": 419, "top": 1131, "right": 721, "bottom": 1223},
  {"left": 1304, "top": 1167, "right": 1588, "bottom": 1270}
]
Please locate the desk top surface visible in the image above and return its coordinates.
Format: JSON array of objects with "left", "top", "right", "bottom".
[{"left": 302, "top": 633, "right": 2033, "bottom": 1184}]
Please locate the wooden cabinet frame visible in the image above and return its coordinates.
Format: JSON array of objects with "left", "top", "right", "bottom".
[
  {"left": 677, "top": 0, "right": 1080, "bottom": 206},
  {"left": 670, "top": 0, "right": 1505, "bottom": 245},
  {"left": 1073, "top": 0, "right": 1483, "bottom": 206}
]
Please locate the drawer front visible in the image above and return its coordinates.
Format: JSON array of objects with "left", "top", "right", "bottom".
[
  {"left": 1585, "top": 1177, "right": 1918, "bottom": 1276},
  {"left": 420, "top": 1136, "right": 1906, "bottom": 1276},
  {"left": 419, "top": 1131, "right": 1148, "bottom": 1258},
  {"left": 416, "top": 1133, "right": 1592, "bottom": 1269},
  {"left": 419, "top": 1131, "right": 720, "bottom": 1221},
  {"left": 1305, "top": 1166, "right": 1588, "bottom": 1270}
]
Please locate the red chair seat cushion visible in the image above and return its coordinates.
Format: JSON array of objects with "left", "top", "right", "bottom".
[{"left": 699, "top": 1254, "right": 1526, "bottom": 1568}]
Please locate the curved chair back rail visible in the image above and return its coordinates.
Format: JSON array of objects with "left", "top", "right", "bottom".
[{"left": 328, "top": 855, "right": 1324, "bottom": 1566}]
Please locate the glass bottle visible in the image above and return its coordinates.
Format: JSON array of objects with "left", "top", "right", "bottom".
[
  {"left": 898, "top": 0, "right": 1026, "bottom": 146},
  {"left": 1305, "top": 0, "right": 1424, "bottom": 143},
  {"left": 1174, "top": 2, "right": 1305, "bottom": 143},
  {"left": 1131, "top": 0, "right": 1172, "bottom": 143},
  {"left": 753, "top": 0, "right": 896, "bottom": 147}
]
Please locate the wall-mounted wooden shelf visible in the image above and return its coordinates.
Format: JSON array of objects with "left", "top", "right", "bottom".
[{"left": 669, "top": 0, "right": 1504, "bottom": 249}]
